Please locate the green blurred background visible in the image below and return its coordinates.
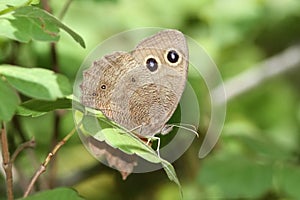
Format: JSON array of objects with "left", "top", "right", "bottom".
[{"left": 1, "top": 0, "right": 300, "bottom": 199}]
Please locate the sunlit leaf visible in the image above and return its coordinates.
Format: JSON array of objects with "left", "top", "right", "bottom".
[
  {"left": 81, "top": 114, "right": 106, "bottom": 136},
  {"left": 0, "top": 65, "right": 71, "bottom": 100},
  {"left": 0, "top": 0, "right": 39, "bottom": 14},
  {"left": 77, "top": 108, "right": 182, "bottom": 192},
  {"left": 0, "top": 6, "right": 85, "bottom": 48},
  {"left": 56, "top": 74, "right": 72, "bottom": 96},
  {"left": 31, "top": 0, "right": 40, "bottom": 5},
  {"left": 99, "top": 127, "right": 182, "bottom": 192},
  {"left": 99, "top": 128, "right": 162, "bottom": 163}
]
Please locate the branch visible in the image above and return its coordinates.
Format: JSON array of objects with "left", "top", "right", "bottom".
[
  {"left": 12, "top": 116, "right": 50, "bottom": 192},
  {"left": 58, "top": 0, "right": 73, "bottom": 20},
  {"left": 41, "top": 0, "right": 59, "bottom": 73},
  {"left": 0, "top": 122, "right": 14, "bottom": 200},
  {"left": 213, "top": 45, "right": 300, "bottom": 104},
  {"left": 23, "top": 128, "right": 76, "bottom": 197},
  {"left": 11, "top": 138, "right": 36, "bottom": 163},
  {"left": 41, "top": 0, "right": 72, "bottom": 186}
]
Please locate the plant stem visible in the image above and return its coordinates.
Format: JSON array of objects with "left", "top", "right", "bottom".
[
  {"left": 12, "top": 116, "right": 49, "bottom": 191},
  {"left": 48, "top": 112, "right": 60, "bottom": 187},
  {"left": 50, "top": 43, "right": 59, "bottom": 73},
  {"left": 58, "top": 0, "right": 74, "bottom": 20},
  {"left": 23, "top": 128, "right": 76, "bottom": 197},
  {"left": 41, "top": 0, "right": 61, "bottom": 187},
  {"left": 0, "top": 122, "right": 14, "bottom": 200},
  {"left": 11, "top": 138, "right": 36, "bottom": 163},
  {"left": 213, "top": 45, "right": 300, "bottom": 104}
]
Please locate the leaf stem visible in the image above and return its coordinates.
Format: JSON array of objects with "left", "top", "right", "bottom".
[
  {"left": 23, "top": 127, "right": 76, "bottom": 197},
  {"left": 0, "top": 122, "right": 14, "bottom": 200}
]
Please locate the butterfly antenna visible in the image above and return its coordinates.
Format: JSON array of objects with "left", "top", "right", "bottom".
[{"left": 169, "top": 123, "right": 199, "bottom": 137}]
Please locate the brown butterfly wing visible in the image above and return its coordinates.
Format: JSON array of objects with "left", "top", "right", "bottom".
[
  {"left": 81, "top": 30, "right": 188, "bottom": 137},
  {"left": 127, "top": 29, "right": 189, "bottom": 136},
  {"left": 80, "top": 51, "right": 136, "bottom": 120}
]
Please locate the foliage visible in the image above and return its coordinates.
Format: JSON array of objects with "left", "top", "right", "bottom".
[
  {"left": 19, "top": 187, "right": 84, "bottom": 200},
  {"left": 76, "top": 109, "right": 182, "bottom": 192},
  {"left": 0, "top": 3, "right": 85, "bottom": 47},
  {"left": 0, "top": 0, "right": 300, "bottom": 200},
  {"left": 0, "top": 1, "right": 180, "bottom": 199}
]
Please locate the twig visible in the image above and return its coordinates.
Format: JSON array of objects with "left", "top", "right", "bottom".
[
  {"left": 23, "top": 128, "right": 76, "bottom": 197},
  {"left": 213, "top": 45, "right": 300, "bottom": 104},
  {"left": 7, "top": 41, "right": 20, "bottom": 65},
  {"left": 58, "top": 0, "right": 73, "bottom": 20},
  {"left": 0, "top": 122, "right": 14, "bottom": 200},
  {"left": 12, "top": 116, "right": 49, "bottom": 192},
  {"left": 11, "top": 139, "right": 36, "bottom": 163},
  {"left": 12, "top": 116, "right": 26, "bottom": 142},
  {"left": 41, "top": 0, "right": 63, "bottom": 187},
  {"left": 41, "top": 0, "right": 52, "bottom": 13},
  {"left": 48, "top": 112, "right": 61, "bottom": 187},
  {"left": 50, "top": 43, "right": 59, "bottom": 73}
]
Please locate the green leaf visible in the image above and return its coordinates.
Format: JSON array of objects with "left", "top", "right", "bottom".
[
  {"left": 30, "top": 0, "right": 40, "bottom": 5},
  {"left": 275, "top": 165, "right": 300, "bottom": 199},
  {"left": 198, "top": 156, "right": 273, "bottom": 199},
  {"left": 236, "top": 135, "right": 292, "bottom": 160},
  {"left": 0, "top": 78, "right": 20, "bottom": 121},
  {"left": 80, "top": 115, "right": 110, "bottom": 138},
  {"left": 77, "top": 109, "right": 182, "bottom": 192},
  {"left": 56, "top": 74, "right": 72, "bottom": 96},
  {"left": 0, "top": 0, "right": 39, "bottom": 14},
  {"left": 18, "top": 187, "right": 84, "bottom": 200},
  {"left": 99, "top": 128, "right": 162, "bottom": 163},
  {"left": 0, "top": 19, "right": 16, "bottom": 40},
  {"left": 99, "top": 128, "right": 182, "bottom": 193},
  {"left": 17, "top": 98, "right": 72, "bottom": 117},
  {"left": 161, "top": 160, "right": 182, "bottom": 197},
  {"left": 0, "top": 65, "right": 72, "bottom": 100},
  {"left": 0, "top": 6, "right": 85, "bottom": 48}
]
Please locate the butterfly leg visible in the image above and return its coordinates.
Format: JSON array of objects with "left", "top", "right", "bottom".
[
  {"left": 146, "top": 136, "right": 161, "bottom": 157},
  {"left": 129, "top": 125, "right": 143, "bottom": 134}
]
